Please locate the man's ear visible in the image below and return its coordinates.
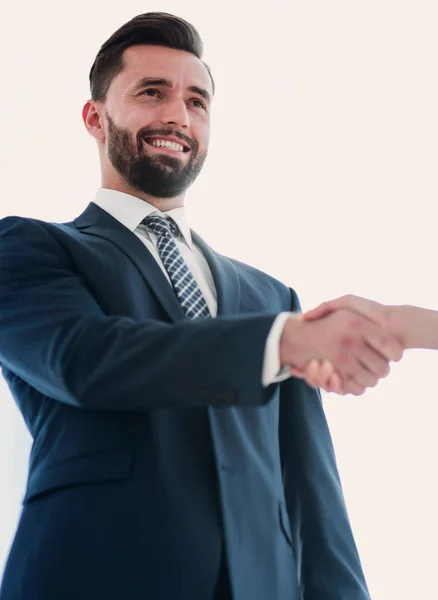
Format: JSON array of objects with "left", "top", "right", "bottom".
[{"left": 82, "top": 100, "right": 105, "bottom": 143}]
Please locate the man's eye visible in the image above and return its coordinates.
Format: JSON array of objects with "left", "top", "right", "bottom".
[
  {"left": 143, "top": 89, "right": 159, "bottom": 97},
  {"left": 191, "top": 99, "right": 207, "bottom": 110}
]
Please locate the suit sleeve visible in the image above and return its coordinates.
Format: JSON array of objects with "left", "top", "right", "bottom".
[
  {"left": 278, "top": 288, "right": 371, "bottom": 600},
  {"left": 0, "top": 216, "right": 278, "bottom": 411}
]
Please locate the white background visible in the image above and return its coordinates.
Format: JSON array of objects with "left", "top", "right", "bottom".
[{"left": 1, "top": 2, "right": 437, "bottom": 598}]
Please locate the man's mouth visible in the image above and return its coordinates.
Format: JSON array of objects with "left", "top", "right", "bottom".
[{"left": 143, "top": 137, "right": 190, "bottom": 153}]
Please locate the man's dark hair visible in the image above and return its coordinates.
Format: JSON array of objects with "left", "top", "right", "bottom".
[{"left": 89, "top": 12, "right": 215, "bottom": 102}]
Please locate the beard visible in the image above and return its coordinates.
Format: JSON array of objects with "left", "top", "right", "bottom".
[{"left": 105, "top": 112, "right": 207, "bottom": 198}]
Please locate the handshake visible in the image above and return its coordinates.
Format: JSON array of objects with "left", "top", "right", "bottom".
[{"left": 279, "top": 295, "right": 437, "bottom": 395}]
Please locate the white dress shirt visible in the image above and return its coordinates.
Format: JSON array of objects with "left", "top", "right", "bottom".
[{"left": 92, "top": 188, "right": 293, "bottom": 387}]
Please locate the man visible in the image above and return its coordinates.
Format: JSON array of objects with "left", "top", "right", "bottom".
[
  {"left": 0, "top": 12, "right": 403, "bottom": 600},
  {"left": 291, "top": 295, "right": 438, "bottom": 392}
]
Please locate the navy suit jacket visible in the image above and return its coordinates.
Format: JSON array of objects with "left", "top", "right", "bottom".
[{"left": 0, "top": 202, "right": 371, "bottom": 600}]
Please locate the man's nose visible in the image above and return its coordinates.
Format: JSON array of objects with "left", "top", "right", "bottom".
[{"left": 159, "top": 98, "right": 189, "bottom": 128}]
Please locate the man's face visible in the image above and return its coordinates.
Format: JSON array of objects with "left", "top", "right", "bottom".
[{"left": 101, "top": 45, "right": 212, "bottom": 198}]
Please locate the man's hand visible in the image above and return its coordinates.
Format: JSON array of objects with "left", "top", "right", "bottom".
[
  {"left": 279, "top": 307, "right": 404, "bottom": 396},
  {"left": 290, "top": 295, "right": 405, "bottom": 394}
]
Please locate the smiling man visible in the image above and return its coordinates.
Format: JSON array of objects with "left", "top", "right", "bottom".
[
  {"left": 0, "top": 12, "right": 402, "bottom": 600},
  {"left": 99, "top": 46, "right": 211, "bottom": 201}
]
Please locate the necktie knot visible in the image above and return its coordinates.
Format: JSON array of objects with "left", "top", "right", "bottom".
[{"left": 144, "top": 214, "right": 180, "bottom": 238}]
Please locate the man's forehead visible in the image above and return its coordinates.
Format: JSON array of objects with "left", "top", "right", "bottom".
[{"left": 121, "top": 45, "right": 212, "bottom": 92}]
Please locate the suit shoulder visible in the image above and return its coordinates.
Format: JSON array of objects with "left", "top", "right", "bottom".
[
  {"left": 226, "top": 255, "right": 287, "bottom": 289},
  {"left": 0, "top": 214, "right": 29, "bottom": 229},
  {"left": 225, "top": 255, "right": 300, "bottom": 309},
  {"left": 0, "top": 215, "right": 76, "bottom": 271},
  {"left": 0, "top": 214, "right": 46, "bottom": 239},
  {"left": 0, "top": 214, "right": 74, "bottom": 238}
]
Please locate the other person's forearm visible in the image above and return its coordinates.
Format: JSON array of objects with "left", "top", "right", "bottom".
[{"left": 389, "top": 305, "right": 438, "bottom": 350}]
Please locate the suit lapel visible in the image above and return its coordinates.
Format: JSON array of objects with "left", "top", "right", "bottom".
[
  {"left": 191, "top": 230, "right": 241, "bottom": 316},
  {"left": 74, "top": 203, "right": 241, "bottom": 320},
  {"left": 75, "top": 203, "right": 185, "bottom": 322}
]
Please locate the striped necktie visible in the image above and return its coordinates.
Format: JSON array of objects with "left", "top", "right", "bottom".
[{"left": 144, "top": 215, "right": 211, "bottom": 319}]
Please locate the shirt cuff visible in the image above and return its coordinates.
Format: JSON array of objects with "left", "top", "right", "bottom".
[{"left": 262, "top": 312, "right": 296, "bottom": 387}]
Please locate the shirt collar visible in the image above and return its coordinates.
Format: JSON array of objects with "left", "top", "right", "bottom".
[{"left": 92, "top": 187, "right": 194, "bottom": 250}]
